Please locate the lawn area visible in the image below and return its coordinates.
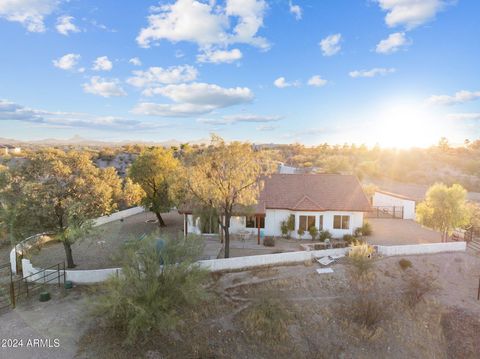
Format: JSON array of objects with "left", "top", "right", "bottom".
[{"left": 29, "top": 211, "right": 186, "bottom": 270}]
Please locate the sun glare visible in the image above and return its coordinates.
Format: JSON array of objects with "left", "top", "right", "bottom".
[{"left": 371, "top": 103, "right": 446, "bottom": 148}]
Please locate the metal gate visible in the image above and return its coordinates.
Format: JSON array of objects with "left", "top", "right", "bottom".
[{"left": 366, "top": 206, "right": 404, "bottom": 219}]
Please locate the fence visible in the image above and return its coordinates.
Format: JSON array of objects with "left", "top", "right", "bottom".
[
  {"left": 10, "top": 262, "right": 65, "bottom": 308},
  {"left": 22, "top": 259, "right": 120, "bottom": 284},
  {"left": 366, "top": 206, "right": 404, "bottom": 219},
  {"left": 10, "top": 206, "right": 145, "bottom": 275}
]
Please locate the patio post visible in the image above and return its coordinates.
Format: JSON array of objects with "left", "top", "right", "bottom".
[{"left": 257, "top": 215, "right": 260, "bottom": 245}]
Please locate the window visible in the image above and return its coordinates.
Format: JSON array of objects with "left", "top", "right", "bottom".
[
  {"left": 245, "top": 215, "right": 265, "bottom": 228},
  {"left": 319, "top": 215, "right": 323, "bottom": 230},
  {"left": 299, "top": 215, "right": 316, "bottom": 231},
  {"left": 333, "top": 215, "right": 350, "bottom": 230}
]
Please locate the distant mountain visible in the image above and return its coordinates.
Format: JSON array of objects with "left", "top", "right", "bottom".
[{"left": 0, "top": 135, "right": 209, "bottom": 147}]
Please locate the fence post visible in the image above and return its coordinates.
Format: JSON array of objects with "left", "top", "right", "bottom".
[
  {"left": 63, "top": 262, "right": 66, "bottom": 284},
  {"left": 57, "top": 263, "right": 61, "bottom": 287},
  {"left": 10, "top": 267, "right": 15, "bottom": 309},
  {"left": 477, "top": 277, "right": 480, "bottom": 301}
]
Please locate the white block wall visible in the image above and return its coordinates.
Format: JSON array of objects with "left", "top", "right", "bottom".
[
  {"left": 372, "top": 192, "right": 416, "bottom": 220},
  {"left": 376, "top": 241, "right": 466, "bottom": 256}
]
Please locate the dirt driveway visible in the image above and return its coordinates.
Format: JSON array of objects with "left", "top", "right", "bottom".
[{"left": 367, "top": 218, "right": 442, "bottom": 245}]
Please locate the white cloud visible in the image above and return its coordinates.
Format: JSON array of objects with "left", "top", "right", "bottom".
[
  {"left": 127, "top": 65, "right": 198, "bottom": 88},
  {"left": 92, "top": 56, "right": 113, "bottom": 71},
  {"left": 143, "top": 82, "right": 253, "bottom": 105},
  {"left": 376, "top": 32, "right": 410, "bottom": 54},
  {"left": 273, "top": 77, "right": 299, "bottom": 88},
  {"left": 52, "top": 53, "right": 81, "bottom": 71},
  {"left": 289, "top": 1, "right": 302, "bottom": 20},
  {"left": 319, "top": 33, "right": 342, "bottom": 56},
  {"left": 349, "top": 67, "right": 396, "bottom": 78},
  {"left": 56, "top": 15, "right": 79, "bottom": 35},
  {"left": 82, "top": 77, "right": 127, "bottom": 97},
  {"left": 197, "top": 114, "right": 281, "bottom": 125},
  {"left": 427, "top": 90, "right": 480, "bottom": 106},
  {"left": 136, "top": 0, "right": 269, "bottom": 50},
  {"left": 446, "top": 113, "right": 480, "bottom": 121},
  {"left": 129, "top": 57, "right": 142, "bottom": 66},
  {"left": 0, "top": 99, "right": 164, "bottom": 131},
  {"left": 307, "top": 75, "right": 327, "bottom": 87},
  {"left": 376, "top": 0, "right": 447, "bottom": 30},
  {"left": 197, "top": 48, "right": 242, "bottom": 64},
  {"left": 0, "top": 0, "right": 59, "bottom": 32},
  {"left": 132, "top": 82, "right": 254, "bottom": 117},
  {"left": 257, "top": 124, "right": 276, "bottom": 131}
]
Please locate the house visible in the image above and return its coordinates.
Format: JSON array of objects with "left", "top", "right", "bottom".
[
  {"left": 0, "top": 145, "right": 21, "bottom": 155},
  {"left": 182, "top": 173, "right": 371, "bottom": 240},
  {"left": 372, "top": 190, "right": 417, "bottom": 220}
]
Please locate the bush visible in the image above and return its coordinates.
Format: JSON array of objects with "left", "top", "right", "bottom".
[
  {"left": 348, "top": 243, "right": 375, "bottom": 279},
  {"left": 354, "top": 222, "right": 373, "bottom": 238},
  {"left": 343, "top": 291, "right": 388, "bottom": 330},
  {"left": 308, "top": 226, "right": 318, "bottom": 241},
  {"left": 343, "top": 234, "right": 356, "bottom": 244},
  {"left": 398, "top": 258, "right": 412, "bottom": 270},
  {"left": 361, "top": 222, "right": 372, "bottom": 236},
  {"left": 242, "top": 293, "right": 292, "bottom": 343},
  {"left": 318, "top": 230, "right": 332, "bottom": 242},
  {"left": 263, "top": 236, "right": 275, "bottom": 247},
  {"left": 403, "top": 272, "right": 435, "bottom": 308},
  {"left": 297, "top": 228, "right": 305, "bottom": 239},
  {"left": 280, "top": 220, "right": 289, "bottom": 237},
  {"left": 94, "top": 235, "right": 209, "bottom": 344}
]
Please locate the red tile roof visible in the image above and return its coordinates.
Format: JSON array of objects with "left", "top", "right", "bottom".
[{"left": 256, "top": 174, "right": 371, "bottom": 213}]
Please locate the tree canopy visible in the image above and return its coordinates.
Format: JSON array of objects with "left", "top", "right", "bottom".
[
  {"left": 185, "top": 136, "right": 272, "bottom": 257},
  {"left": 416, "top": 183, "right": 470, "bottom": 242},
  {"left": 11, "top": 149, "right": 125, "bottom": 267},
  {"left": 128, "top": 147, "right": 181, "bottom": 227}
]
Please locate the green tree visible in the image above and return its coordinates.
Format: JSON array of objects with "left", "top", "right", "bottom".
[
  {"left": 128, "top": 148, "right": 180, "bottom": 227},
  {"left": 18, "top": 149, "right": 121, "bottom": 267},
  {"left": 185, "top": 136, "right": 270, "bottom": 258},
  {"left": 416, "top": 183, "right": 469, "bottom": 242}
]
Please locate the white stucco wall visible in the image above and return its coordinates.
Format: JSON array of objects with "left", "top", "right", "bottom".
[
  {"left": 188, "top": 210, "right": 364, "bottom": 239},
  {"left": 372, "top": 192, "right": 416, "bottom": 220}
]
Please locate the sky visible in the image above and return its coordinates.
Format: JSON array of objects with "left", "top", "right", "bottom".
[{"left": 0, "top": 0, "right": 479, "bottom": 147}]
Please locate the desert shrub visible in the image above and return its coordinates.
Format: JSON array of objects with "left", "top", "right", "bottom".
[
  {"left": 308, "top": 226, "right": 318, "bottom": 241},
  {"left": 280, "top": 216, "right": 295, "bottom": 238},
  {"left": 297, "top": 228, "right": 305, "bottom": 239},
  {"left": 94, "top": 235, "right": 209, "bottom": 344},
  {"left": 242, "top": 294, "right": 292, "bottom": 343},
  {"left": 343, "top": 234, "right": 356, "bottom": 244},
  {"left": 280, "top": 220, "right": 289, "bottom": 237},
  {"left": 403, "top": 272, "right": 435, "bottom": 308},
  {"left": 318, "top": 230, "right": 332, "bottom": 242},
  {"left": 361, "top": 222, "right": 372, "bottom": 236},
  {"left": 341, "top": 289, "right": 390, "bottom": 332},
  {"left": 263, "top": 236, "right": 275, "bottom": 247},
  {"left": 348, "top": 243, "right": 375, "bottom": 279},
  {"left": 398, "top": 258, "right": 412, "bottom": 270}
]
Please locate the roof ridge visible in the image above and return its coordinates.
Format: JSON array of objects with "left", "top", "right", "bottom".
[{"left": 292, "top": 195, "right": 324, "bottom": 210}]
